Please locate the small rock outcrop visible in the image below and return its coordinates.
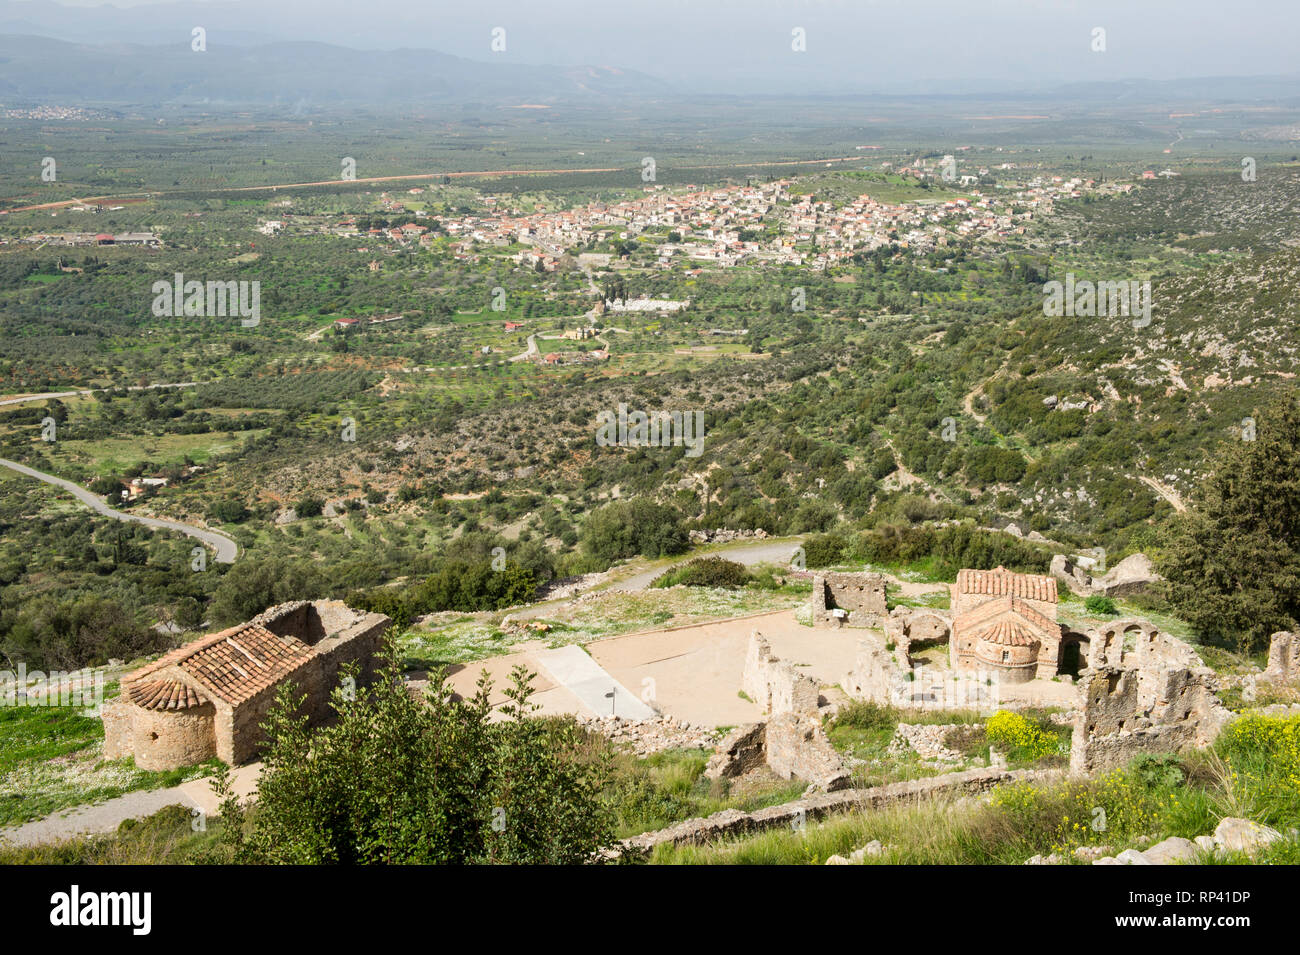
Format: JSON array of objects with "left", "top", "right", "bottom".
[
  {"left": 1051, "top": 552, "right": 1161, "bottom": 597},
  {"left": 1090, "top": 817, "right": 1288, "bottom": 864}
]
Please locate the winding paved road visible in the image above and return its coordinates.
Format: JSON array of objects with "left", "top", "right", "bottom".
[
  {"left": 609, "top": 539, "right": 806, "bottom": 592},
  {"left": 0, "top": 381, "right": 197, "bottom": 409},
  {"left": 0, "top": 457, "right": 238, "bottom": 563}
]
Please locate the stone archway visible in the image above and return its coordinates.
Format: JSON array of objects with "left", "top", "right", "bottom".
[{"left": 1058, "top": 630, "right": 1090, "bottom": 678}]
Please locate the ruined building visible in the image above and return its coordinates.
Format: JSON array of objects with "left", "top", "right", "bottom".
[
  {"left": 103, "top": 600, "right": 390, "bottom": 771},
  {"left": 743, "top": 632, "right": 820, "bottom": 716},
  {"left": 1069, "top": 619, "right": 1231, "bottom": 775},
  {"left": 809, "top": 571, "right": 887, "bottom": 628}
]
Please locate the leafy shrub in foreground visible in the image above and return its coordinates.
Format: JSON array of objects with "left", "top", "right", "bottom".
[{"left": 211, "top": 648, "right": 615, "bottom": 864}]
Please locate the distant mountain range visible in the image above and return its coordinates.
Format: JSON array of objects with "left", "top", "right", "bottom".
[
  {"left": 0, "top": 34, "right": 671, "bottom": 106},
  {"left": 3, "top": 4, "right": 1300, "bottom": 111}
]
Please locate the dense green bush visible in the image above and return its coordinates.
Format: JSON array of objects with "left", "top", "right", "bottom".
[
  {"left": 349, "top": 559, "right": 538, "bottom": 624},
  {"left": 580, "top": 499, "right": 689, "bottom": 564},
  {"left": 209, "top": 556, "right": 328, "bottom": 626},
  {"left": 801, "top": 532, "right": 849, "bottom": 569},
  {"left": 294, "top": 496, "right": 325, "bottom": 518},
  {"left": 1084, "top": 595, "right": 1117, "bottom": 615},
  {"left": 851, "top": 523, "right": 1052, "bottom": 579},
  {"left": 210, "top": 651, "right": 615, "bottom": 864},
  {"left": 651, "top": 557, "right": 750, "bottom": 589},
  {"left": 0, "top": 594, "right": 160, "bottom": 670}
]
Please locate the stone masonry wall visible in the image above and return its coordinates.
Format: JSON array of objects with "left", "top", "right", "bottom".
[
  {"left": 811, "top": 572, "right": 887, "bottom": 628},
  {"left": 1264, "top": 631, "right": 1300, "bottom": 683},
  {"left": 128, "top": 701, "right": 218, "bottom": 771},
  {"left": 1069, "top": 664, "right": 1230, "bottom": 776},
  {"left": 101, "top": 698, "right": 133, "bottom": 761},
  {"left": 742, "top": 631, "right": 820, "bottom": 716},
  {"left": 765, "top": 713, "right": 851, "bottom": 791}
]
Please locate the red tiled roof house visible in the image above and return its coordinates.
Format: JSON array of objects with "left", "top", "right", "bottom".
[{"left": 103, "top": 600, "right": 390, "bottom": 770}]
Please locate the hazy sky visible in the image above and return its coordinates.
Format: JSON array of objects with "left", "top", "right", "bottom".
[{"left": 12, "top": 0, "right": 1300, "bottom": 93}]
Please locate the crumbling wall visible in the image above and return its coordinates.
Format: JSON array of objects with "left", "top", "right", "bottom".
[
  {"left": 765, "top": 714, "right": 851, "bottom": 791},
  {"left": 705, "top": 723, "right": 767, "bottom": 780},
  {"left": 844, "top": 634, "right": 997, "bottom": 711},
  {"left": 811, "top": 572, "right": 887, "bottom": 628},
  {"left": 706, "top": 715, "right": 850, "bottom": 792},
  {"left": 742, "top": 631, "right": 820, "bottom": 716},
  {"left": 1069, "top": 664, "right": 1231, "bottom": 776},
  {"left": 1264, "top": 631, "right": 1300, "bottom": 683},
  {"left": 1085, "top": 618, "right": 1201, "bottom": 672},
  {"left": 885, "top": 607, "right": 952, "bottom": 661},
  {"left": 843, "top": 635, "right": 900, "bottom": 704}
]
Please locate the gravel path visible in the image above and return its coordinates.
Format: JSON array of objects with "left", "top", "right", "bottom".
[{"left": 0, "top": 788, "right": 202, "bottom": 847}]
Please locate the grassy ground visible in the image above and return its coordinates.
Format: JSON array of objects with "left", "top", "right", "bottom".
[
  {"left": 0, "top": 701, "right": 217, "bottom": 828},
  {"left": 824, "top": 700, "right": 1068, "bottom": 788},
  {"left": 0, "top": 803, "right": 223, "bottom": 864},
  {"left": 648, "top": 713, "right": 1300, "bottom": 865},
  {"left": 603, "top": 746, "right": 806, "bottom": 839}
]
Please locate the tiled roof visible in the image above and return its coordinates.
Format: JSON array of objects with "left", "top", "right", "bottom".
[
  {"left": 952, "top": 595, "right": 1060, "bottom": 646},
  {"left": 128, "top": 679, "right": 208, "bottom": 711},
  {"left": 969, "top": 619, "right": 1040, "bottom": 648},
  {"left": 955, "top": 566, "right": 1057, "bottom": 603},
  {"left": 955, "top": 594, "right": 1057, "bottom": 634},
  {"left": 123, "top": 622, "right": 315, "bottom": 707}
]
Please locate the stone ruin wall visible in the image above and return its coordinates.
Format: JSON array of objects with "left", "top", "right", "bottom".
[
  {"left": 721, "top": 631, "right": 849, "bottom": 791},
  {"left": 764, "top": 713, "right": 851, "bottom": 791},
  {"left": 1264, "top": 631, "right": 1300, "bottom": 684},
  {"left": 743, "top": 632, "right": 820, "bottom": 717},
  {"left": 1085, "top": 618, "right": 1203, "bottom": 672},
  {"left": 810, "top": 572, "right": 888, "bottom": 628},
  {"left": 843, "top": 609, "right": 994, "bottom": 711},
  {"left": 884, "top": 607, "right": 952, "bottom": 663},
  {"left": 1069, "top": 621, "right": 1232, "bottom": 776},
  {"left": 707, "top": 717, "right": 850, "bottom": 792},
  {"left": 843, "top": 635, "right": 900, "bottom": 705}
]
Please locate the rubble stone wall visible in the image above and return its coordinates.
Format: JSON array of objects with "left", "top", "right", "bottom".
[
  {"left": 1069, "top": 664, "right": 1230, "bottom": 776},
  {"left": 811, "top": 572, "right": 887, "bottom": 628},
  {"left": 742, "top": 631, "right": 820, "bottom": 716},
  {"left": 765, "top": 713, "right": 851, "bottom": 791}
]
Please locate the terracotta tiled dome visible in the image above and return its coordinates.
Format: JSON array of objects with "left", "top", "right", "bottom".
[
  {"left": 972, "top": 619, "right": 1041, "bottom": 648},
  {"left": 126, "top": 679, "right": 208, "bottom": 711}
]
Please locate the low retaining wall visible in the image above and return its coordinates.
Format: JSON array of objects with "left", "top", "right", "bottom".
[{"left": 620, "top": 766, "right": 1059, "bottom": 854}]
